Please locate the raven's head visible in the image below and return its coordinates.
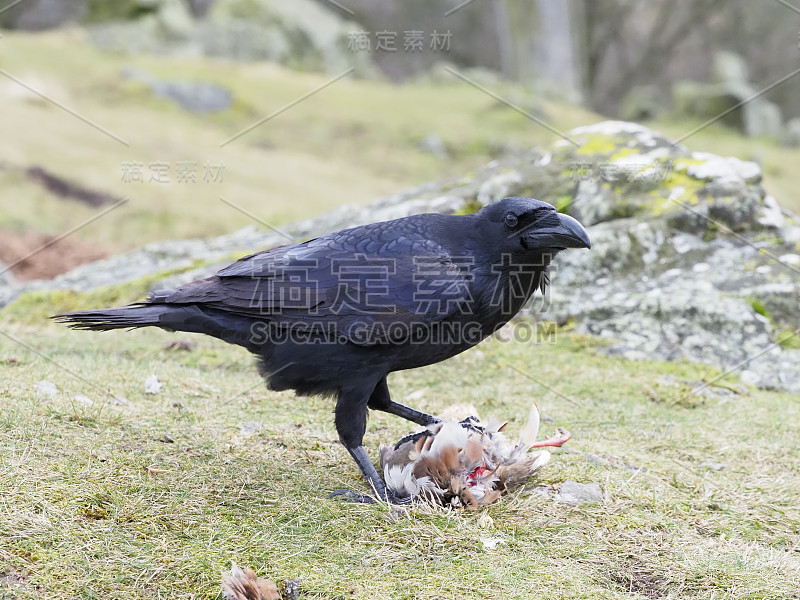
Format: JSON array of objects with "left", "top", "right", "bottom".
[{"left": 478, "top": 196, "right": 591, "bottom": 255}]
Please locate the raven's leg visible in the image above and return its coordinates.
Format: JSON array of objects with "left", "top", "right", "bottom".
[
  {"left": 366, "top": 377, "right": 439, "bottom": 426},
  {"left": 330, "top": 383, "right": 410, "bottom": 504}
]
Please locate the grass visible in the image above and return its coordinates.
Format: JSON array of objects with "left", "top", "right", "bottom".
[{"left": 1, "top": 318, "right": 799, "bottom": 599}]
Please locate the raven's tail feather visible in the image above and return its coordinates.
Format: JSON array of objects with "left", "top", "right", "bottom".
[
  {"left": 52, "top": 304, "right": 170, "bottom": 331},
  {"left": 53, "top": 304, "right": 266, "bottom": 352}
]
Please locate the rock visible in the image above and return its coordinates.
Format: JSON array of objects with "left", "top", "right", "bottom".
[
  {"left": 239, "top": 422, "right": 263, "bottom": 437},
  {"left": 711, "top": 52, "right": 751, "bottom": 85},
  {"left": 0, "top": 0, "right": 87, "bottom": 30},
  {"left": 782, "top": 118, "right": 800, "bottom": 148},
  {"left": 480, "top": 537, "right": 506, "bottom": 551},
  {"left": 186, "top": 0, "right": 215, "bottom": 18},
  {"left": 554, "top": 481, "right": 603, "bottom": 505},
  {"left": 680, "top": 152, "right": 761, "bottom": 184},
  {"left": 620, "top": 85, "right": 664, "bottom": 121},
  {"left": 36, "top": 380, "right": 58, "bottom": 396},
  {"left": 702, "top": 462, "right": 726, "bottom": 472},
  {"left": 418, "top": 134, "right": 448, "bottom": 158},
  {"left": 570, "top": 179, "right": 622, "bottom": 227},
  {"left": 122, "top": 67, "right": 232, "bottom": 114},
  {"left": 477, "top": 171, "right": 524, "bottom": 206},
  {"left": 89, "top": 0, "right": 377, "bottom": 76},
  {"left": 157, "top": 0, "right": 194, "bottom": 37},
  {"left": 673, "top": 52, "right": 783, "bottom": 139},
  {"left": 749, "top": 349, "right": 800, "bottom": 394},
  {"left": 0, "top": 261, "right": 16, "bottom": 290},
  {"left": 144, "top": 374, "right": 162, "bottom": 394}
]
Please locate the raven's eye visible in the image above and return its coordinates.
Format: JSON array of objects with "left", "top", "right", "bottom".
[{"left": 503, "top": 213, "right": 519, "bottom": 228}]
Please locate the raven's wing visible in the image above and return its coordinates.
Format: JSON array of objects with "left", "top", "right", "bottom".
[{"left": 154, "top": 218, "right": 473, "bottom": 345}]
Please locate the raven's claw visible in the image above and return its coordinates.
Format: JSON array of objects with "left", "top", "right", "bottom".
[
  {"left": 329, "top": 488, "right": 375, "bottom": 504},
  {"left": 329, "top": 488, "right": 412, "bottom": 505}
]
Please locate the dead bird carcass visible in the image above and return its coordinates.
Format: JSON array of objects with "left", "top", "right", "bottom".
[{"left": 379, "top": 404, "right": 570, "bottom": 509}]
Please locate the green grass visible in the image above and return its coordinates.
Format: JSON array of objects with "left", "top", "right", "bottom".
[{"left": 1, "top": 319, "right": 799, "bottom": 599}]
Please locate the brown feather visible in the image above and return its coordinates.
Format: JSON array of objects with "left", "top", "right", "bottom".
[
  {"left": 439, "top": 445, "right": 461, "bottom": 472},
  {"left": 222, "top": 565, "right": 280, "bottom": 600},
  {"left": 482, "top": 489, "right": 502, "bottom": 505}
]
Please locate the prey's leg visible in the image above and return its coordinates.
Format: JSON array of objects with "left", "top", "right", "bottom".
[
  {"left": 367, "top": 377, "right": 440, "bottom": 426},
  {"left": 529, "top": 428, "right": 571, "bottom": 448}
]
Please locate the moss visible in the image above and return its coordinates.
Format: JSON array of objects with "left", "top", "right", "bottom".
[
  {"left": 555, "top": 195, "right": 572, "bottom": 213},
  {"left": 776, "top": 327, "right": 800, "bottom": 350},
  {"left": 85, "top": 0, "right": 158, "bottom": 22},
  {"left": 573, "top": 134, "right": 620, "bottom": 157},
  {"left": 608, "top": 147, "right": 639, "bottom": 161},
  {"left": 453, "top": 197, "right": 483, "bottom": 215}
]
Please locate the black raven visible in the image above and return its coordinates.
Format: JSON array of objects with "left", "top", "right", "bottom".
[{"left": 54, "top": 197, "right": 590, "bottom": 503}]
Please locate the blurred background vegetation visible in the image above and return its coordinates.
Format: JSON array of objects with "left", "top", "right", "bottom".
[{"left": 1, "top": 0, "right": 799, "bottom": 280}]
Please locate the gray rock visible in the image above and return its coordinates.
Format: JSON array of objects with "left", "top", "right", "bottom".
[
  {"left": 782, "top": 118, "right": 800, "bottom": 148},
  {"left": 186, "top": 0, "right": 216, "bottom": 18},
  {"left": 674, "top": 52, "right": 783, "bottom": 139},
  {"left": 702, "top": 462, "right": 726, "bottom": 472},
  {"left": 0, "top": 0, "right": 87, "bottom": 30},
  {"left": 89, "top": 0, "right": 377, "bottom": 77},
  {"left": 419, "top": 134, "right": 448, "bottom": 158},
  {"left": 0, "top": 261, "right": 16, "bottom": 290},
  {"left": 123, "top": 67, "right": 232, "bottom": 114},
  {"left": 620, "top": 85, "right": 664, "bottom": 122},
  {"left": 554, "top": 481, "right": 604, "bottom": 505}
]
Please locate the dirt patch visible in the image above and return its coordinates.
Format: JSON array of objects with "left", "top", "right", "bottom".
[
  {"left": 26, "top": 165, "right": 119, "bottom": 207},
  {"left": 610, "top": 560, "right": 669, "bottom": 599},
  {"left": 1, "top": 569, "right": 30, "bottom": 595},
  {"left": 0, "top": 231, "right": 108, "bottom": 281}
]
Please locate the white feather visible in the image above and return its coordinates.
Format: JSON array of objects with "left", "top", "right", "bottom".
[
  {"left": 426, "top": 421, "right": 469, "bottom": 457},
  {"left": 516, "top": 403, "right": 541, "bottom": 453}
]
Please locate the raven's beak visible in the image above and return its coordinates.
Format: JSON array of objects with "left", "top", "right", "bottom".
[{"left": 528, "top": 213, "right": 591, "bottom": 250}]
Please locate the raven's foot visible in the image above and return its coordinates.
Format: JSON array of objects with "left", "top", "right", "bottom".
[
  {"left": 329, "top": 488, "right": 412, "bottom": 505},
  {"left": 529, "top": 427, "right": 571, "bottom": 448}
]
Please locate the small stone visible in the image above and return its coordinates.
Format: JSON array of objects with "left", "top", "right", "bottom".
[
  {"left": 36, "top": 380, "right": 58, "bottom": 396},
  {"left": 702, "top": 462, "right": 726, "bottom": 471},
  {"left": 239, "top": 422, "right": 263, "bottom": 437},
  {"left": 740, "top": 370, "right": 761, "bottom": 386},
  {"left": 283, "top": 579, "right": 302, "bottom": 600},
  {"left": 145, "top": 374, "right": 162, "bottom": 394},
  {"left": 480, "top": 536, "right": 506, "bottom": 551},
  {"left": 554, "top": 481, "right": 603, "bottom": 505}
]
